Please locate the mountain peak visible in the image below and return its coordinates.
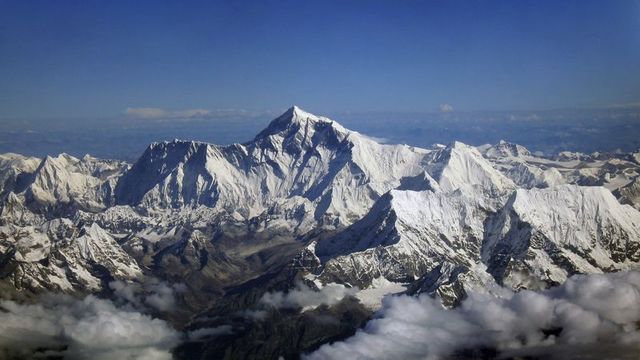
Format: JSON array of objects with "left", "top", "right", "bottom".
[
  {"left": 280, "top": 105, "right": 315, "bottom": 124},
  {"left": 283, "top": 105, "right": 321, "bottom": 124},
  {"left": 484, "top": 140, "right": 531, "bottom": 158},
  {"left": 254, "top": 106, "right": 348, "bottom": 142}
]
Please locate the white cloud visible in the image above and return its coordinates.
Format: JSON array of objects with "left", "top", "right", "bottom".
[
  {"left": 0, "top": 294, "right": 180, "bottom": 360},
  {"left": 260, "top": 281, "right": 357, "bottom": 311},
  {"left": 143, "top": 280, "right": 183, "bottom": 312},
  {"left": 110, "top": 278, "right": 186, "bottom": 312},
  {"left": 306, "top": 271, "right": 640, "bottom": 360},
  {"left": 439, "top": 104, "right": 454, "bottom": 113}
]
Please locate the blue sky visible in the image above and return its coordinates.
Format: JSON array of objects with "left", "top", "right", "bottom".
[{"left": 1, "top": 0, "right": 639, "bottom": 121}]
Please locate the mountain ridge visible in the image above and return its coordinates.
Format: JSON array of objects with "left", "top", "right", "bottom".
[{"left": 1, "top": 106, "right": 640, "bottom": 357}]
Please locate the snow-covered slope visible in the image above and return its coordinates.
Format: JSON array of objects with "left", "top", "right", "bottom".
[
  {"left": 481, "top": 141, "right": 640, "bottom": 198},
  {"left": 1, "top": 153, "right": 128, "bottom": 217},
  {"left": 0, "top": 220, "right": 141, "bottom": 294},
  {"left": 426, "top": 141, "right": 516, "bottom": 196},
  {"left": 0, "top": 153, "right": 41, "bottom": 198},
  {"left": 310, "top": 183, "right": 640, "bottom": 304},
  {"left": 483, "top": 140, "right": 532, "bottom": 159},
  {"left": 30, "top": 154, "right": 127, "bottom": 211},
  {"left": 483, "top": 185, "right": 640, "bottom": 289},
  {"left": 481, "top": 141, "right": 565, "bottom": 188},
  {"left": 315, "top": 188, "right": 491, "bottom": 288},
  {"left": 115, "top": 106, "right": 434, "bottom": 227}
]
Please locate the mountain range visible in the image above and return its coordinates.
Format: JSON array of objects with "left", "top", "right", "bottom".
[{"left": 1, "top": 106, "right": 639, "bottom": 358}]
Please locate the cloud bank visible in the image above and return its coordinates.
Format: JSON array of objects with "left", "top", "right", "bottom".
[
  {"left": 306, "top": 271, "right": 640, "bottom": 360},
  {"left": 0, "top": 294, "right": 180, "bottom": 360}
]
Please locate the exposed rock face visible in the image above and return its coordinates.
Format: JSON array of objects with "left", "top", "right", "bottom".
[
  {"left": 0, "top": 153, "right": 41, "bottom": 198},
  {"left": 616, "top": 177, "right": 640, "bottom": 210}
]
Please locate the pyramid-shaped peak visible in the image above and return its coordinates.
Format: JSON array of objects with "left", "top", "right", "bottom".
[
  {"left": 290, "top": 105, "right": 304, "bottom": 115},
  {"left": 254, "top": 106, "right": 348, "bottom": 140},
  {"left": 285, "top": 105, "right": 323, "bottom": 122}
]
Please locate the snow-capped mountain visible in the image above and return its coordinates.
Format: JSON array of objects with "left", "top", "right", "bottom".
[
  {"left": 1, "top": 153, "right": 128, "bottom": 217},
  {"left": 0, "top": 153, "right": 41, "bottom": 198},
  {"left": 425, "top": 141, "right": 516, "bottom": 196},
  {"left": 314, "top": 187, "right": 491, "bottom": 288},
  {"left": 0, "top": 106, "right": 639, "bottom": 310},
  {"left": 114, "top": 106, "right": 434, "bottom": 228},
  {"left": 0, "top": 220, "right": 141, "bottom": 295}
]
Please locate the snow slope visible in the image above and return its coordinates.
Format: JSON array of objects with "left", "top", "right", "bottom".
[
  {"left": 484, "top": 185, "right": 640, "bottom": 288},
  {"left": 315, "top": 188, "right": 492, "bottom": 288},
  {"left": 115, "top": 106, "right": 434, "bottom": 227}
]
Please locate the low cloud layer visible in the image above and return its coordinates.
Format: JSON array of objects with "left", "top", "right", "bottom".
[
  {"left": 260, "top": 282, "right": 357, "bottom": 311},
  {"left": 307, "top": 271, "right": 640, "bottom": 360},
  {"left": 0, "top": 294, "right": 180, "bottom": 360}
]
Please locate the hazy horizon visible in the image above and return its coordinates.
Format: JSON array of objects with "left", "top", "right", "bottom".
[{"left": 1, "top": 105, "right": 639, "bottom": 161}]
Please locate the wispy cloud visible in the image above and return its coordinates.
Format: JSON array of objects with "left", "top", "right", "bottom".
[{"left": 125, "top": 107, "right": 254, "bottom": 120}]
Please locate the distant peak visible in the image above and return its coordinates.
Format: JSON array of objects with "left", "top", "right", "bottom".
[
  {"left": 485, "top": 140, "right": 531, "bottom": 158},
  {"left": 41, "top": 153, "right": 78, "bottom": 166},
  {"left": 448, "top": 140, "right": 471, "bottom": 150}
]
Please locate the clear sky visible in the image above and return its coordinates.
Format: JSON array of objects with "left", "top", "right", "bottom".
[{"left": 1, "top": 0, "right": 639, "bottom": 121}]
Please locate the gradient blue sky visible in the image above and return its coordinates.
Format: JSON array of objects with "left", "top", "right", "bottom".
[{"left": 1, "top": 0, "right": 639, "bottom": 121}]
